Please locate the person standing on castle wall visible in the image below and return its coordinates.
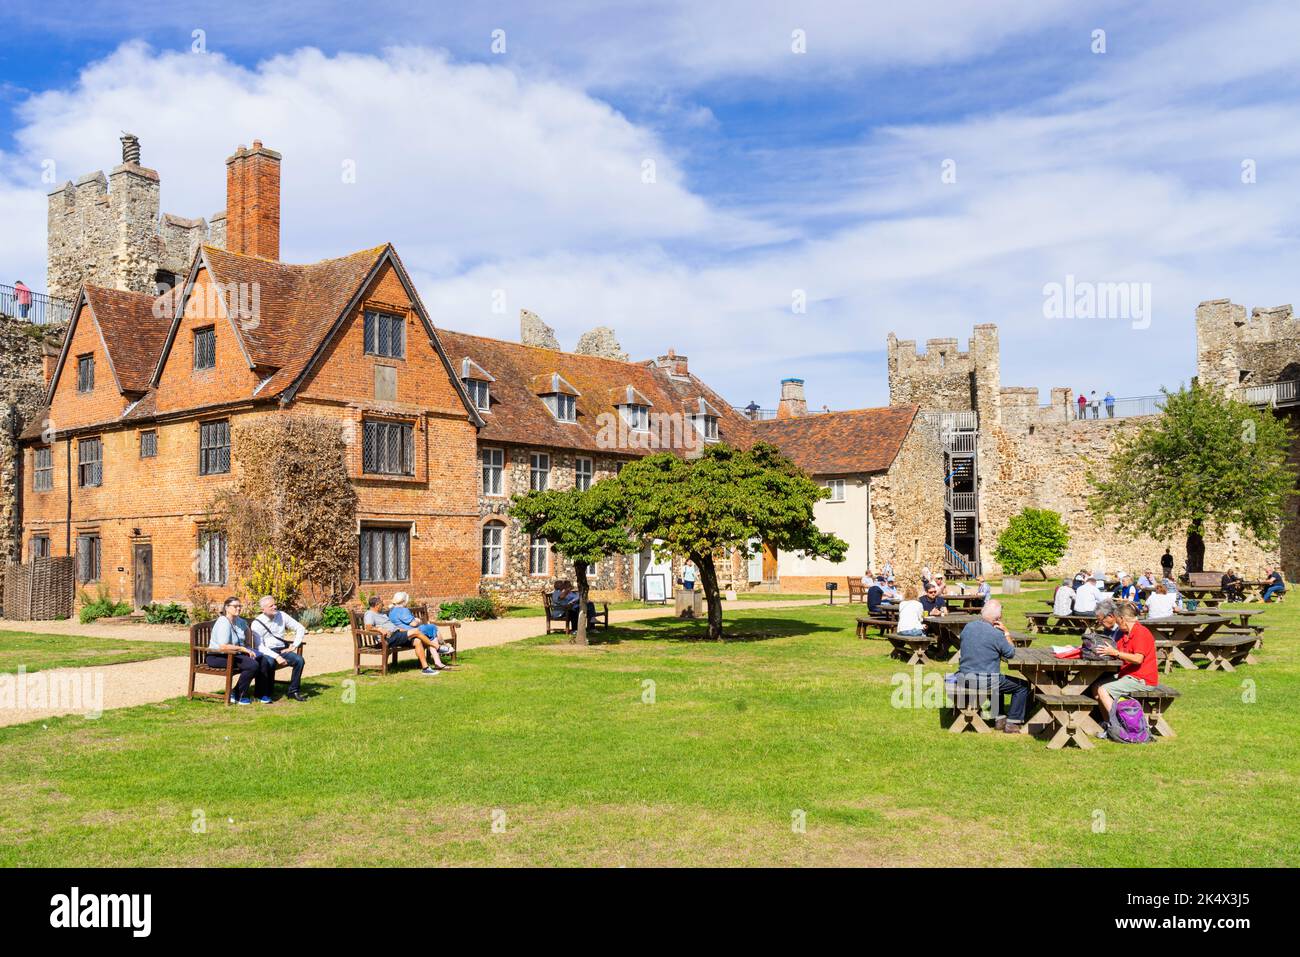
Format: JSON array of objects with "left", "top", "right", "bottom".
[
  {"left": 13, "top": 280, "right": 32, "bottom": 319},
  {"left": 1104, "top": 392, "right": 1116, "bottom": 418},
  {"left": 1089, "top": 391, "right": 1100, "bottom": 419},
  {"left": 1076, "top": 392, "right": 1087, "bottom": 420}
]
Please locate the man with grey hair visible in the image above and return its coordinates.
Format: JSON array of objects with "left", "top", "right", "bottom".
[
  {"left": 955, "top": 598, "right": 1030, "bottom": 733},
  {"left": 252, "top": 595, "right": 307, "bottom": 701}
]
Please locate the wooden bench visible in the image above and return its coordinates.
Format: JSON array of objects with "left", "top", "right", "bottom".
[
  {"left": 1191, "top": 633, "right": 1256, "bottom": 672},
  {"left": 541, "top": 588, "right": 611, "bottom": 635},
  {"left": 847, "top": 578, "right": 868, "bottom": 603},
  {"left": 187, "top": 619, "right": 308, "bottom": 704},
  {"left": 944, "top": 676, "right": 998, "bottom": 734},
  {"left": 1123, "top": 684, "right": 1180, "bottom": 738},
  {"left": 410, "top": 604, "right": 459, "bottom": 665},
  {"left": 855, "top": 616, "right": 895, "bottom": 639},
  {"left": 887, "top": 633, "right": 936, "bottom": 665},
  {"left": 1024, "top": 611, "right": 1051, "bottom": 634},
  {"left": 1035, "top": 692, "right": 1099, "bottom": 750},
  {"left": 1186, "top": 571, "right": 1224, "bottom": 588},
  {"left": 1024, "top": 611, "right": 1094, "bottom": 634},
  {"left": 349, "top": 608, "right": 461, "bottom": 676}
]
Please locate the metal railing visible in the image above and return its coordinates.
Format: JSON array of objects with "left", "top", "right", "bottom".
[
  {"left": 1238, "top": 380, "right": 1300, "bottom": 408},
  {"left": 732, "top": 406, "right": 833, "bottom": 421},
  {"left": 942, "top": 431, "right": 977, "bottom": 452},
  {"left": 944, "top": 543, "right": 977, "bottom": 577},
  {"left": 0, "top": 283, "right": 73, "bottom": 326},
  {"left": 920, "top": 410, "right": 978, "bottom": 431},
  {"left": 1070, "top": 394, "right": 1164, "bottom": 420}
]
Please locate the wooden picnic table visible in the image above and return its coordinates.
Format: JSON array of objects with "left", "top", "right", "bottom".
[
  {"left": 1024, "top": 611, "right": 1098, "bottom": 635},
  {"left": 1142, "top": 615, "right": 1228, "bottom": 672},
  {"left": 1174, "top": 606, "right": 1265, "bottom": 630},
  {"left": 938, "top": 593, "right": 987, "bottom": 610},
  {"left": 1005, "top": 647, "right": 1120, "bottom": 750},
  {"left": 1176, "top": 585, "right": 1224, "bottom": 608}
]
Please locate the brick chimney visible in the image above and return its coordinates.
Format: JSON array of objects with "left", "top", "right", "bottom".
[
  {"left": 224, "top": 140, "right": 281, "bottom": 260},
  {"left": 657, "top": 348, "right": 689, "bottom": 377},
  {"left": 776, "top": 377, "right": 807, "bottom": 418},
  {"left": 42, "top": 341, "right": 61, "bottom": 387}
]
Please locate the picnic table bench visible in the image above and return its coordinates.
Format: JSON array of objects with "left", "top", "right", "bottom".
[
  {"left": 887, "top": 632, "right": 937, "bottom": 665},
  {"left": 856, "top": 616, "right": 896, "bottom": 639},
  {"left": 1144, "top": 615, "right": 1228, "bottom": 672},
  {"left": 1006, "top": 647, "right": 1120, "bottom": 750},
  {"left": 1191, "top": 633, "right": 1256, "bottom": 671},
  {"left": 187, "top": 619, "right": 309, "bottom": 704},
  {"left": 1125, "top": 684, "right": 1181, "bottom": 738},
  {"left": 1024, "top": 611, "right": 1097, "bottom": 634}
]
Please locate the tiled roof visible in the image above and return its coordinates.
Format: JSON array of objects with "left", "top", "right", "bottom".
[
  {"left": 198, "top": 243, "right": 386, "bottom": 396},
  {"left": 83, "top": 284, "right": 177, "bottom": 393},
  {"left": 751, "top": 405, "right": 920, "bottom": 475},
  {"left": 435, "top": 329, "right": 757, "bottom": 456}
]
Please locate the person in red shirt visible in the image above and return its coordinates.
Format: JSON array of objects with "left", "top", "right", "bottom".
[{"left": 1094, "top": 600, "right": 1158, "bottom": 717}]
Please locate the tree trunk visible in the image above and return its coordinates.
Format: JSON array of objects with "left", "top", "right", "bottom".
[
  {"left": 574, "top": 561, "right": 590, "bottom": 646},
  {"left": 1186, "top": 521, "right": 1206, "bottom": 575},
  {"left": 696, "top": 552, "right": 724, "bottom": 640}
]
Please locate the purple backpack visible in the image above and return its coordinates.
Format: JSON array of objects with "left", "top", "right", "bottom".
[{"left": 1107, "top": 698, "right": 1151, "bottom": 744}]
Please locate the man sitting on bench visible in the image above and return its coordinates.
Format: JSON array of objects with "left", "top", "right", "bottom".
[
  {"left": 365, "top": 595, "right": 438, "bottom": 676},
  {"left": 866, "top": 576, "right": 886, "bottom": 615},
  {"left": 1220, "top": 568, "right": 1245, "bottom": 603},
  {"left": 551, "top": 581, "right": 596, "bottom": 631},
  {"left": 1093, "top": 600, "right": 1158, "bottom": 731},
  {"left": 387, "top": 592, "right": 453, "bottom": 669},
  {"left": 955, "top": 600, "right": 1029, "bottom": 734},
  {"left": 920, "top": 582, "right": 948, "bottom": 617},
  {"left": 252, "top": 595, "right": 308, "bottom": 702},
  {"left": 1052, "top": 579, "right": 1075, "bottom": 616},
  {"left": 1262, "top": 566, "right": 1286, "bottom": 602}
]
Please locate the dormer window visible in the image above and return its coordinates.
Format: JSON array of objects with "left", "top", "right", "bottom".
[
  {"left": 548, "top": 393, "right": 577, "bottom": 422},
  {"left": 687, "top": 397, "right": 722, "bottom": 442},
  {"left": 460, "top": 357, "right": 495, "bottom": 413},
  {"left": 621, "top": 404, "right": 650, "bottom": 431},
  {"left": 532, "top": 372, "right": 580, "bottom": 424}
]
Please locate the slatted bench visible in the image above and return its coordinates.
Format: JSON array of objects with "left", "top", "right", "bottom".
[
  {"left": 1024, "top": 611, "right": 1051, "bottom": 634},
  {"left": 847, "top": 578, "right": 868, "bottom": 603},
  {"left": 856, "top": 616, "right": 896, "bottom": 639},
  {"left": 1035, "top": 692, "right": 1098, "bottom": 750},
  {"left": 1122, "top": 684, "right": 1180, "bottom": 738},
  {"left": 887, "top": 633, "right": 937, "bottom": 665},
  {"left": 1191, "top": 633, "right": 1256, "bottom": 672},
  {"left": 542, "top": 588, "right": 611, "bottom": 635},
  {"left": 187, "top": 620, "right": 308, "bottom": 704}
]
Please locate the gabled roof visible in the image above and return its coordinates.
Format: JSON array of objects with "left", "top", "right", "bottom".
[
  {"left": 461, "top": 357, "right": 495, "bottom": 382},
  {"left": 608, "top": 384, "right": 653, "bottom": 407},
  {"left": 751, "top": 405, "right": 921, "bottom": 475},
  {"left": 531, "top": 372, "right": 581, "bottom": 397},
  {"left": 46, "top": 285, "right": 177, "bottom": 404},
  {"left": 436, "top": 330, "right": 757, "bottom": 455}
]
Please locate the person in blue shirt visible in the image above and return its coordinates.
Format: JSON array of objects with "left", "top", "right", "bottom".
[
  {"left": 387, "top": 593, "right": 453, "bottom": 669},
  {"left": 1262, "top": 567, "right": 1286, "bottom": 602},
  {"left": 955, "top": 600, "right": 1029, "bottom": 733},
  {"left": 681, "top": 560, "right": 698, "bottom": 591},
  {"left": 207, "top": 596, "right": 272, "bottom": 704},
  {"left": 1104, "top": 391, "right": 1116, "bottom": 418},
  {"left": 866, "top": 577, "right": 885, "bottom": 614}
]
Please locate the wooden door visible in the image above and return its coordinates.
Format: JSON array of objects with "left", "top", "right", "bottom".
[
  {"left": 762, "top": 542, "right": 778, "bottom": 582},
  {"left": 133, "top": 544, "right": 153, "bottom": 608}
]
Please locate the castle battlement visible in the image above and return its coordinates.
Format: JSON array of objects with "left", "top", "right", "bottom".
[{"left": 1196, "top": 298, "right": 1300, "bottom": 394}]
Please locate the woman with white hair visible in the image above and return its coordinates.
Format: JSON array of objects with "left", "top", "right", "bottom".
[{"left": 386, "top": 592, "right": 454, "bottom": 669}]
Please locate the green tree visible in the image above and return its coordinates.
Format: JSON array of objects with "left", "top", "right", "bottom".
[
  {"left": 992, "top": 507, "right": 1070, "bottom": 578},
  {"left": 510, "top": 481, "right": 634, "bottom": 645},
  {"left": 617, "top": 442, "right": 847, "bottom": 640},
  {"left": 1087, "top": 385, "right": 1296, "bottom": 572}
]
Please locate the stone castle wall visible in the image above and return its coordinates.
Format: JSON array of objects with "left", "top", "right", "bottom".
[
  {"left": 1, "top": 318, "right": 62, "bottom": 563},
  {"left": 1196, "top": 299, "right": 1300, "bottom": 394},
  {"left": 868, "top": 415, "right": 946, "bottom": 585}
]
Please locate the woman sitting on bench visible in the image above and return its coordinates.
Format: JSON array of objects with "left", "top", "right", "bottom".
[{"left": 896, "top": 585, "right": 925, "bottom": 637}]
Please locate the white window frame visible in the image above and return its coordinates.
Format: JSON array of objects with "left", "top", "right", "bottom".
[
  {"left": 482, "top": 447, "right": 504, "bottom": 496},
  {"left": 575, "top": 456, "right": 593, "bottom": 492},
  {"left": 693, "top": 414, "right": 719, "bottom": 442},
  {"left": 481, "top": 523, "right": 505, "bottom": 576},
  {"left": 826, "top": 479, "right": 845, "bottom": 503},
  {"left": 529, "top": 535, "right": 550, "bottom": 576},
  {"left": 465, "top": 378, "right": 491, "bottom": 413},
  {"left": 546, "top": 393, "right": 577, "bottom": 423},
  {"left": 530, "top": 452, "right": 550, "bottom": 491},
  {"left": 621, "top": 404, "right": 650, "bottom": 431}
]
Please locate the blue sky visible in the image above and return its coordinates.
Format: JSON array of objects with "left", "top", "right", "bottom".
[{"left": 3, "top": 0, "right": 1299, "bottom": 410}]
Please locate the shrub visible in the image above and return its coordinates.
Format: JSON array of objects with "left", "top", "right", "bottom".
[
  {"left": 187, "top": 586, "right": 215, "bottom": 624},
  {"left": 297, "top": 606, "right": 324, "bottom": 629},
  {"left": 993, "top": 507, "right": 1070, "bottom": 578},
  {"left": 321, "top": 605, "right": 350, "bottom": 628},
  {"left": 143, "top": 602, "right": 189, "bottom": 625},
  {"left": 437, "top": 597, "right": 498, "bottom": 621},
  {"left": 243, "top": 548, "right": 304, "bottom": 611},
  {"left": 79, "top": 587, "right": 133, "bottom": 624}
]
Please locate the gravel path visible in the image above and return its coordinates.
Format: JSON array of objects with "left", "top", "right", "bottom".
[{"left": 0, "top": 598, "right": 826, "bottom": 727}]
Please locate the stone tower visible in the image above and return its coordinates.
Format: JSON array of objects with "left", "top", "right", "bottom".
[
  {"left": 46, "top": 134, "right": 223, "bottom": 300},
  {"left": 1195, "top": 298, "right": 1300, "bottom": 395}
]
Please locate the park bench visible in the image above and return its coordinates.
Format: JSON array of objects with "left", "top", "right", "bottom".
[
  {"left": 1123, "top": 684, "right": 1180, "bottom": 738},
  {"left": 542, "top": 588, "right": 611, "bottom": 635},
  {"left": 855, "top": 616, "right": 895, "bottom": 639},
  {"left": 943, "top": 675, "right": 998, "bottom": 734},
  {"left": 1186, "top": 571, "right": 1224, "bottom": 588},
  {"left": 1034, "top": 692, "right": 1098, "bottom": 750},
  {"left": 349, "top": 608, "right": 461, "bottom": 676},
  {"left": 847, "top": 578, "right": 868, "bottom": 603},
  {"left": 410, "top": 604, "right": 459, "bottom": 665},
  {"left": 187, "top": 619, "right": 308, "bottom": 704},
  {"left": 1191, "top": 633, "right": 1256, "bottom": 672},
  {"left": 887, "top": 633, "right": 936, "bottom": 665}
]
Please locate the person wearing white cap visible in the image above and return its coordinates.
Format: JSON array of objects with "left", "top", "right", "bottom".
[{"left": 386, "top": 592, "right": 454, "bottom": 669}]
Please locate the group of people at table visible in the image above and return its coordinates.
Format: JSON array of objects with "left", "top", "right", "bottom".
[
  {"left": 861, "top": 564, "right": 991, "bottom": 621},
  {"left": 1052, "top": 565, "right": 1286, "bottom": 618}
]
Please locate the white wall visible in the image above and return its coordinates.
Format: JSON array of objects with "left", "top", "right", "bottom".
[{"left": 777, "top": 475, "right": 870, "bottom": 577}]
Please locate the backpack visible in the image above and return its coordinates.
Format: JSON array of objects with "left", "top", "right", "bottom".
[{"left": 1107, "top": 698, "right": 1151, "bottom": 744}]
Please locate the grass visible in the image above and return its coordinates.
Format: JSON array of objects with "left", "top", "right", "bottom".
[
  {"left": 0, "top": 586, "right": 1295, "bottom": 866},
  {"left": 502, "top": 592, "right": 823, "bottom": 617},
  {"left": 0, "top": 630, "right": 186, "bottom": 674}
]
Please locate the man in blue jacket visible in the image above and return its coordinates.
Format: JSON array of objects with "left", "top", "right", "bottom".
[{"left": 955, "top": 600, "right": 1029, "bottom": 734}]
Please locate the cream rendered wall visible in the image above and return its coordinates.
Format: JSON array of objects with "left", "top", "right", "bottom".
[{"left": 777, "top": 475, "right": 870, "bottom": 577}]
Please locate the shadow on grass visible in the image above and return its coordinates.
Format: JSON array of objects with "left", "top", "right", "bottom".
[{"left": 591, "top": 615, "right": 842, "bottom": 645}]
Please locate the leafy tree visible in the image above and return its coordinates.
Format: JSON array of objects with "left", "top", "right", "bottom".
[
  {"left": 510, "top": 481, "right": 634, "bottom": 645},
  {"left": 993, "top": 507, "right": 1070, "bottom": 578},
  {"left": 617, "top": 442, "right": 847, "bottom": 640},
  {"left": 1087, "top": 385, "right": 1296, "bottom": 572}
]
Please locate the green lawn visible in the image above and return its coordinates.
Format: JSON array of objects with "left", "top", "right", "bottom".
[
  {"left": 502, "top": 592, "right": 823, "bottom": 617},
  {"left": 0, "top": 630, "right": 186, "bottom": 674},
  {"left": 0, "top": 588, "right": 1295, "bottom": 867}
]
